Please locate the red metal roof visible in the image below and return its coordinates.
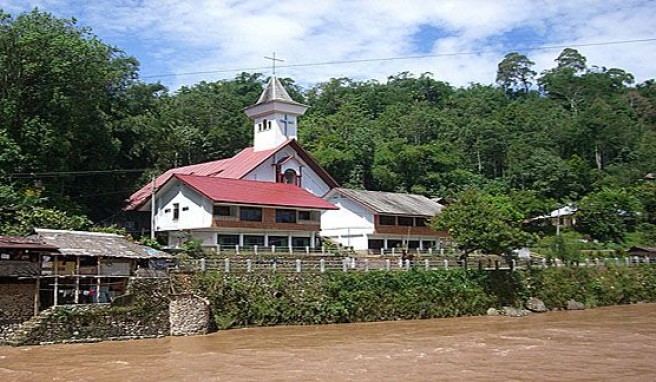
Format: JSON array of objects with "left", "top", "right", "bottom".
[
  {"left": 125, "top": 139, "right": 339, "bottom": 210},
  {"left": 174, "top": 174, "right": 338, "bottom": 210}
]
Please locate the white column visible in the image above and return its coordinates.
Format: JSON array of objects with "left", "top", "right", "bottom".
[
  {"left": 288, "top": 234, "right": 293, "bottom": 249},
  {"left": 310, "top": 232, "right": 316, "bottom": 249},
  {"left": 383, "top": 238, "right": 388, "bottom": 250},
  {"left": 264, "top": 234, "right": 269, "bottom": 247},
  {"left": 239, "top": 233, "right": 244, "bottom": 247}
]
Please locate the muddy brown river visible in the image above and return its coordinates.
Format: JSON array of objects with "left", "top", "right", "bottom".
[{"left": 1, "top": 303, "right": 656, "bottom": 381}]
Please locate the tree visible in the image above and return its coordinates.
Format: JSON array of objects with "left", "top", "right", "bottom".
[
  {"left": 496, "top": 52, "right": 536, "bottom": 95},
  {"left": 576, "top": 188, "right": 642, "bottom": 243},
  {"left": 431, "top": 189, "right": 534, "bottom": 260}
]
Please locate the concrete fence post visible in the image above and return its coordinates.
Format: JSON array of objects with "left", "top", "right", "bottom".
[
  {"left": 200, "top": 257, "right": 206, "bottom": 272},
  {"left": 296, "top": 259, "right": 301, "bottom": 273},
  {"left": 429, "top": 248, "right": 433, "bottom": 256},
  {"left": 271, "top": 245, "right": 276, "bottom": 253},
  {"left": 444, "top": 259, "right": 449, "bottom": 270},
  {"left": 351, "top": 257, "right": 356, "bottom": 269},
  {"left": 342, "top": 258, "right": 348, "bottom": 272},
  {"left": 365, "top": 259, "right": 369, "bottom": 272},
  {"left": 398, "top": 258, "right": 403, "bottom": 269},
  {"left": 321, "top": 245, "right": 325, "bottom": 255},
  {"left": 425, "top": 258, "right": 430, "bottom": 271},
  {"left": 224, "top": 258, "right": 230, "bottom": 273},
  {"left": 235, "top": 245, "right": 240, "bottom": 254},
  {"left": 511, "top": 259, "right": 516, "bottom": 271},
  {"left": 320, "top": 258, "right": 325, "bottom": 273},
  {"left": 385, "top": 259, "right": 391, "bottom": 271},
  {"left": 305, "top": 246, "right": 310, "bottom": 254},
  {"left": 254, "top": 245, "right": 258, "bottom": 255},
  {"left": 615, "top": 257, "right": 620, "bottom": 265},
  {"left": 595, "top": 258, "right": 600, "bottom": 267},
  {"left": 246, "top": 259, "right": 252, "bottom": 273},
  {"left": 392, "top": 248, "right": 396, "bottom": 256},
  {"left": 405, "top": 259, "right": 410, "bottom": 270}
]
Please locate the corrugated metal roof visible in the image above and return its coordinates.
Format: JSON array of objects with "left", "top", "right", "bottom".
[
  {"left": 333, "top": 188, "right": 444, "bottom": 216},
  {"left": 31, "top": 229, "right": 172, "bottom": 259},
  {"left": 125, "top": 139, "right": 339, "bottom": 211},
  {"left": 0, "top": 236, "right": 58, "bottom": 251},
  {"left": 175, "top": 174, "right": 338, "bottom": 210}
]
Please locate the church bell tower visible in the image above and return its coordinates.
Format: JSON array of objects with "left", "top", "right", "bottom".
[{"left": 244, "top": 76, "right": 308, "bottom": 152}]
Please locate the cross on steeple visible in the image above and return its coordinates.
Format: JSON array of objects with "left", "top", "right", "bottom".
[{"left": 264, "top": 52, "right": 284, "bottom": 76}]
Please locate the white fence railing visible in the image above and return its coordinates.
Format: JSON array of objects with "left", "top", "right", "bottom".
[{"left": 175, "top": 255, "right": 654, "bottom": 274}]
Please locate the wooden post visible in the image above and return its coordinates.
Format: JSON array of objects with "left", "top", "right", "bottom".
[
  {"left": 53, "top": 255, "right": 59, "bottom": 306},
  {"left": 74, "top": 257, "right": 80, "bottom": 304},
  {"left": 96, "top": 257, "right": 101, "bottom": 304}
]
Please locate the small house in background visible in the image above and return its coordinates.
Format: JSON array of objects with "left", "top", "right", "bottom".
[
  {"left": 0, "top": 229, "right": 170, "bottom": 326},
  {"left": 321, "top": 188, "right": 447, "bottom": 253},
  {"left": 627, "top": 246, "right": 656, "bottom": 258},
  {"left": 529, "top": 205, "right": 578, "bottom": 228}
]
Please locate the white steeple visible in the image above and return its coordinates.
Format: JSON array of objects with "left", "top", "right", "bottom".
[{"left": 244, "top": 76, "right": 308, "bottom": 152}]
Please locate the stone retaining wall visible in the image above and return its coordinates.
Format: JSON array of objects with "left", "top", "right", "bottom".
[
  {"left": 2, "top": 278, "right": 171, "bottom": 346},
  {"left": 0, "top": 282, "right": 34, "bottom": 325},
  {"left": 170, "top": 294, "right": 211, "bottom": 336}
]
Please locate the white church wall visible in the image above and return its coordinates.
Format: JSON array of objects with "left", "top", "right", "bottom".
[
  {"left": 156, "top": 182, "right": 213, "bottom": 232},
  {"left": 321, "top": 193, "right": 374, "bottom": 250}
]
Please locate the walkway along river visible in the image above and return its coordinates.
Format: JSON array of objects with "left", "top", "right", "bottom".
[{"left": 1, "top": 303, "right": 655, "bottom": 381}]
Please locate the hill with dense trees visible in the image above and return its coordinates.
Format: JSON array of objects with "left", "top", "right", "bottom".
[{"left": 1, "top": 9, "right": 654, "bottom": 251}]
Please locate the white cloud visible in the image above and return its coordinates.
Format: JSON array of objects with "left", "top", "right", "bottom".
[{"left": 1, "top": 0, "right": 654, "bottom": 90}]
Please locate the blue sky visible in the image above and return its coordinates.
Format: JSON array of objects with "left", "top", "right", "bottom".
[{"left": 1, "top": 1, "right": 654, "bottom": 91}]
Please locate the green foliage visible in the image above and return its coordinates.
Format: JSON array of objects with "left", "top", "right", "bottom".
[
  {"left": 187, "top": 266, "right": 656, "bottom": 330},
  {"left": 432, "top": 188, "right": 534, "bottom": 258},
  {"left": 576, "top": 188, "right": 643, "bottom": 243},
  {"left": 181, "top": 237, "right": 205, "bottom": 258}
]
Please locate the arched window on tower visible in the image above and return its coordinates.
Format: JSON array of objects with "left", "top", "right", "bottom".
[{"left": 262, "top": 119, "right": 268, "bottom": 130}]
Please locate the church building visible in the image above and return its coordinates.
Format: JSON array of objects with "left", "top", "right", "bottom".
[{"left": 125, "top": 76, "right": 445, "bottom": 252}]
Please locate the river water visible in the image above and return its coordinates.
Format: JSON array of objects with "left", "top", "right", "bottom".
[{"left": 1, "top": 303, "right": 655, "bottom": 381}]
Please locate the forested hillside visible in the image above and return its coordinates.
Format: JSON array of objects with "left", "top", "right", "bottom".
[{"left": 1, "top": 9, "right": 654, "bottom": 249}]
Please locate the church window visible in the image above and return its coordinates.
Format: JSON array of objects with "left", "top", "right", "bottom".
[
  {"left": 258, "top": 123, "right": 263, "bottom": 132},
  {"left": 379, "top": 215, "right": 396, "bottom": 225},
  {"left": 276, "top": 209, "right": 297, "bottom": 223},
  {"left": 398, "top": 216, "right": 414, "bottom": 226},
  {"left": 283, "top": 169, "right": 297, "bottom": 184},
  {"left": 213, "top": 205, "right": 236, "bottom": 217},
  {"left": 173, "top": 203, "right": 180, "bottom": 220},
  {"left": 268, "top": 120, "right": 272, "bottom": 129},
  {"left": 240, "top": 207, "right": 262, "bottom": 222}
]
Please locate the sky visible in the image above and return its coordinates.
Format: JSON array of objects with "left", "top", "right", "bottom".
[{"left": 1, "top": 0, "right": 655, "bottom": 92}]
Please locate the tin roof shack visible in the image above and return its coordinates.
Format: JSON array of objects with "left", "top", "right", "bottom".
[
  {"left": 627, "top": 246, "right": 656, "bottom": 258},
  {"left": 0, "top": 229, "right": 171, "bottom": 326},
  {"left": 0, "top": 237, "right": 58, "bottom": 327}
]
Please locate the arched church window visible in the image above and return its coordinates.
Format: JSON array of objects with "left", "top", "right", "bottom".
[
  {"left": 262, "top": 119, "right": 268, "bottom": 130},
  {"left": 284, "top": 169, "right": 297, "bottom": 184}
]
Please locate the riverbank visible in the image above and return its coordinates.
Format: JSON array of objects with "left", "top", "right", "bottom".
[
  {"left": 3, "top": 265, "right": 655, "bottom": 346},
  {"left": 187, "top": 265, "right": 656, "bottom": 329},
  {"left": 2, "top": 303, "right": 656, "bottom": 381}
]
